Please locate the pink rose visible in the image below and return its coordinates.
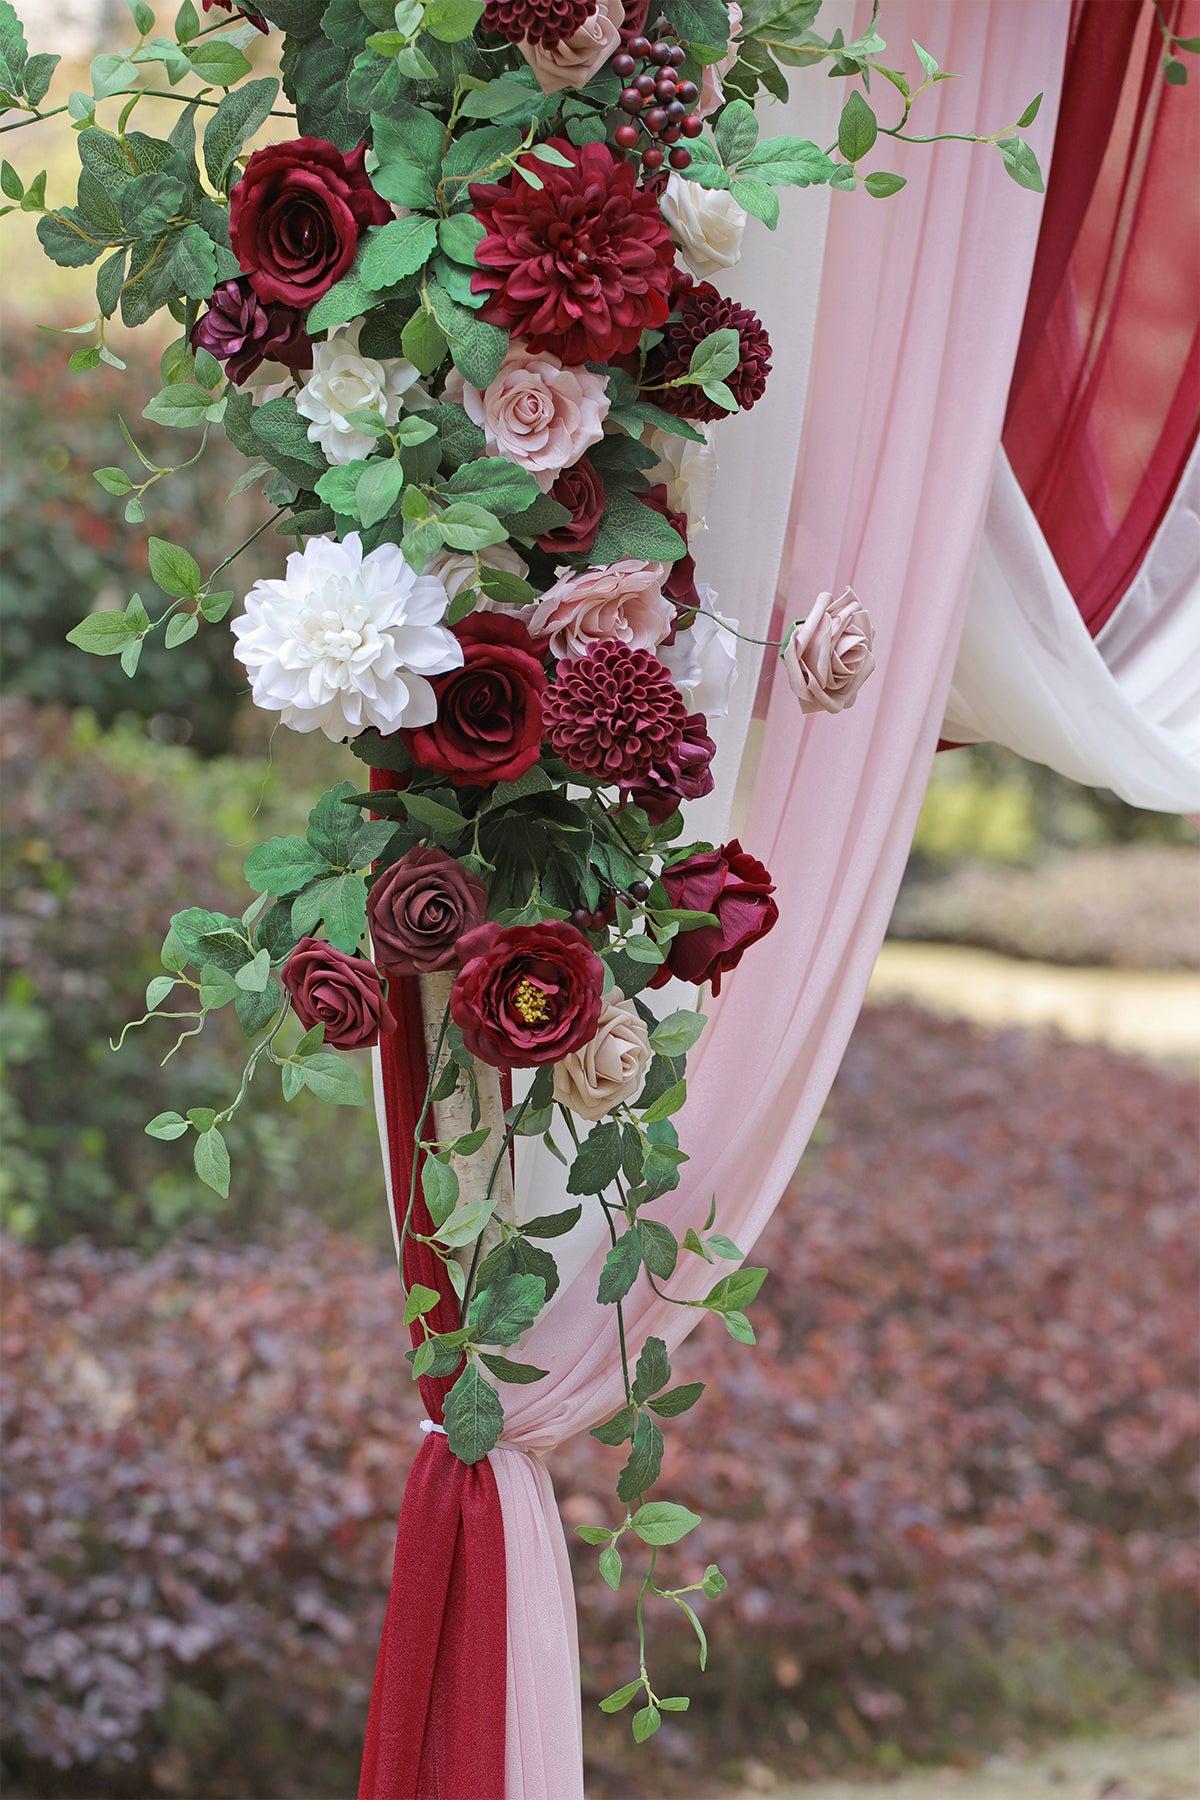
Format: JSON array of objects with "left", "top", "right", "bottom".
[
  {"left": 521, "top": 0, "right": 624, "bottom": 92},
  {"left": 445, "top": 345, "right": 608, "bottom": 491},
  {"left": 784, "top": 588, "right": 876, "bottom": 716},
  {"left": 699, "top": 2, "right": 742, "bottom": 115},
  {"left": 528, "top": 559, "right": 673, "bottom": 660}
]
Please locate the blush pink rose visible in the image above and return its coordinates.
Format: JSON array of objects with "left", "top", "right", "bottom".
[
  {"left": 552, "top": 990, "right": 651, "bottom": 1121},
  {"left": 521, "top": 0, "right": 624, "bottom": 91},
  {"left": 699, "top": 2, "right": 742, "bottom": 115},
  {"left": 784, "top": 587, "right": 876, "bottom": 715},
  {"left": 528, "top": 559, "right": 674, "bottom": 660},
  {"left": 445, "top": 345, "right": 608, "bottom": 491}
]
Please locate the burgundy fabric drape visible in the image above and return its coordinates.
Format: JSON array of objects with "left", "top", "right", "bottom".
[
  {"left": 1004, "top": 0, "right": 1200, "bottom": 636},
  {"left": 358, "top": 766, "right": 508, "bottom": 1800}
]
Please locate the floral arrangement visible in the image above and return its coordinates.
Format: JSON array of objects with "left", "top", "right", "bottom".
[{"left": 1, "top": 0, "right": 1042, "bottom": 1739}]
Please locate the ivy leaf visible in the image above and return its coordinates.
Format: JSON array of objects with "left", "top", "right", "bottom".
[
  {"left": 567, "top": 1121, "right": 622, "bottom": 1195},
  {"left": 598, "top": 1230, "right": 642, "bottom": 1305},
  {"left": 996, "top": 135, "right": 1045, "bottom": 193},
  {"left": 473, "top": 1235, "right": 561, "bottom": 1305},
  {"left": 590, "top": 1402, "right": 636, "bottom": 1445},
  {"left": 864, "top": 169, "right": 907, "bottom": 198},
  {"left": 617, "top": 1414, "right": 664, "bottom": 1503},
  {"left": 837, "top": 89, "right": 878, "bottom": 162},
  {"left": 443, "top": 1361, "right": 504, "bottom": 1464},
  {"left": 244, "top": 836, "right": 330, "bottom": 897},
  {"left": 145, "top": 1110, "right": 188, "bottom": 1140},
  {"left": 193, "top": 1126, "right": 230, "bottom": 1198},
  {"left": 404, "top": 1283, "right": 442, "bottom": 1324},
  {"left": 703, "top": 1266, "right": 767, "bottom": 1313},
  {"left": 631, "top": 1500, "right": 701, "bottom": 1545},
  {"left": 468, "top": 1272, "right": 546, "bottom": 1347},
  {"left": 520, "top": 1204, "right": 582, "bottom": 1239},
  {"left": 421, "top": 1156, "right": 460, "bottom": 1227},
  {"left": 599, "top": 1680, "right": 642, "bottom": 1713},
  {"left": 479, "top": 1352, "right": 548, "bottom": 1384},
  {"left": 648, "top": 1380, "right": 704, "bottom": 1418},
  {"left": 631, "top": 1335, "right": 670, "bottom": 1403},
  {"left": 297, "top": 1051, "right": 366, "bottom": 1106}
]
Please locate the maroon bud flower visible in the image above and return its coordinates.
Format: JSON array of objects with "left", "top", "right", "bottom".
[{"left": 191, "top": 277, "right": 312, "bottom": 386}]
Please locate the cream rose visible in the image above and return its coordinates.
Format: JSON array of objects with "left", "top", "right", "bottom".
[
  {"left": 658, "top": 594, "right": 739, "bottom": 718},
  {"left": 424, "top": 541, "right": 530, "bottom": 602},
  {"left": 699, "top": 1, "right": 742, "bottom": 115},
  {"left": 661, "top": 175, "right": 747, "bottom": 281},
  {"left": 445, "top": 346, "right": 608, "bottom": 491},
  {"left": 646, "top": 423, "right": 718, "bottom": 533},
  {"left": 521, "top": 0, "right": 623, "bottom": 92},
  {"left": 784, "top": 587, "right": 876, "bottom": 715},
  {"left": 552, "top": 991, "right": 651, "bottom": 1121},
  {"left": 529, "top": 559, "right": 673, "bottom": 659}
]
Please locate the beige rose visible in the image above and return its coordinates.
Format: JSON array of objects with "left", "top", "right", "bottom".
[
  {"left": 521, "top": 0, "right": 624, "bottom": 92},
  {"left": 425, "top": 541, "right": 530, "bottom": 601},
  {"left": 646, "top": 421, "right": 718, "bottom": 531},
  {"left": 661, "top": 175, "right": 747, "bottom": 281},
  {"left": 529, "top": 558, "right": 673, "bottom": 659},
  {"left": 699, "top": 1, "right": 742, "bottom": 115},
  {"left": 552, "top": 992, "right": 651, "bottom": 1121},
  {"left": 445, "top": 346, "right": 608, "bottom": 491},
  {"left": 784, "top": 587, "right": 876, "bottom": 715}
]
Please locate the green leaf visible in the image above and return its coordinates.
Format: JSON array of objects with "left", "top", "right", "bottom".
[
  {"left": 437, "top": 500, "right": 507, "bottom": 552},
  {"left": 427, "top": 281, "right": 507, "bottom": 388},
  {"left": 297, "top": 1050, "right": 366, "bottom": 1106},
  {"left": 468, "top": 1271, "right": 546, "bottom": 1347},
  {"left": 912, "top": 36, "right": 940, "bottom": 80},
  {"left": 184, "top": 37, "right": 252, "bottom": 85},
  {"left": 599, "top": 1681, "right": 642, "bottom": 1714},
  {"left": 146, "top": 1110, "right": 189, "bottom": 1140},
  {"left": 234, "top": 947, "right": 271, "bottom": 992},
  {"left": 636, "top": 1218, "right": 678, "bottom": 1280},
  {"left": 632, "top": 1704, "right": 661, "bottom": 1743},
  {"left": 996, "top": 134, "right": 1044, "bottom": 193},
  {"left": 704, "top": 1265, "right": 767, "bottom": 1312},
  {"left": 588, "top": 486, "right": 687, "bottom": 565},
  {"left": 142, "top": 382, "right": 212, "bottom": 428},
  {"left": 706, "top": 1233, "right": 743, "bottom": 1260},
  {"left": 193, "top": 1126, "right": 230, "bottom": 1198},
  {"left": 598, "top": 1544, "right": 622, "bottom": 1590},
  {"left": 739, "top": 134, "right": 835, "bottom": 187},
  {"left": 440, "top": 456, "right": 539, "bottom": 516},
  {"left": 203, "top": 76, "right": 279, "bottom": 188},
  {"left": 479, "top": 1352, "right": 548, "bottom": 1384},
  {"left": 631, "top": 1500, "right": 701, "bottom": 1545},
  {"left": 306, "top": 266, "right": 378, "bottom": 335},
  {"left": 401, "top": 306, "right": 449, "bottom": 376},
  {"left": 162, "top": 222, "right": 217, "bottom": 302},
  {"left": 404, "top": 1282, "right": 441, "bottom": 1324},
  {"left": 520, "top": 1204, "right": 582, "bottom": 1239},
  {"left": 648, "top": 1380, "right": 704, "bottom": 1418},
  {"left": 473, "top": 1234, "right": 560, "bottom": 1304},
  {"left": 305, "top": 780, "right": 364, "bottom": 867},
  {"left": 356, "top": 457, "right": 405, "bottom": 528},
  {"left": 731, "top": 175, "right": 779, "bottom": 226},
  {"left": 567, "top": 1120, "right": 622, "bottom": 1196},
  {"left": 421, "top": 1155, "right": 460, "bottom": 1227},
  {"left": 715, "top": 97, "right": 758, "bottom": 164},
  {"left": 66, "top": 610, "right": 139, "bottom": 657},
  {"left": 360, "top": 215, "right": 439, "bottom": 289},
  {"left": 640, "top": 1078, "right": 686, "bottom": 1123},
  {"left": 617, "top": 1414, "right": 664, "bottom": 1503},
  {"left": 290, "top": 872, "right": 368, "bottom": 952},
  {"left": 245, "top": 836, "right": 330, "bottom": 897},
  {"left": 590, "top": 1402, "right": 636, "bottom": 1445},
  {"left": 864, "top": 169, "right": 907, "bottom": 198},
  {"left": 443, "top": 1360, "right": 504, "bottom": 1463},
  {"left": 423, "top": 0, "right": 485, "bottom": 39},
  {"left": 435, "top": 1191, "right": 499, "bottom": 1249},
  {"left": 723, "top": 1308, "right": 756, "bottom": 1343},
  {"left": 148, "top": 536, "right": 201, "bottom": 598},
  {"left": 631, "top": 1334, "right": 670, "bottom": 1403},
  {"left": 648, "top": 1010, "right": 706, "bottom": 1057},
  {"left": 396, "top": 788, "right": 468, "bottom": 841},
  {"left": 686, "top": 326, "right": 740, "bottom": 385},
  {"left": 1016, "top": 90, "right": 1043, "bottom": 128},
  {"left": 678, "top": 1597, "right": 708, "bottom": 1669},
  {"left": 837, "top": 89, "right": 877, "bottom": 162},
  {"left": 598, "top": 1230, "right": 642, "bottom": 1305}
]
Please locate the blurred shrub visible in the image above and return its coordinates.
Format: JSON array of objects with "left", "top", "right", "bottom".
[
  {"left": 0, "top": 329, "right": 273, "bottom": 756},
  {"left": 3, "top": 1008, "right": 1196, "bottom": 1796},
  {"left": 0, "top": 702, "right": 383, "bottom": 1249},
  {"left": 890, "top": 844, "right": 1199, "bottom": 970}
]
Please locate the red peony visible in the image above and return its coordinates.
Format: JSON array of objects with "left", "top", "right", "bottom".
[
  {"left": 482, "top": 0, "right": 595, "bottom": 46},
  {"left": 191, "top": 277, "right": 312, "bottom": 385},
  {"left": 470, "top": 140, "right": 675, "bottom": 366},
  {"left": 402, "top": 612, "right": 547, "bottom": 789},
  {"left": 644, "top": 277, "right": 773, "bottom": 423},
  {"left": 230, "top": 138, "right": 390, "bottom": 310},
  {"left": 451, "top": 920, "right": 605, "bottom": 1069},
  {"left": 652, "top": 840, "right": 778, "bottom": 993},
  {"left": 543, "top": 641, "right": 687, "bottom": 784},
  {"left": 631, "top": 710, "right": 715, "bottom": 823},
  {"left": 536, "top": 455, "right": 606, "bottom": 557},
  {"left": 281, "top": 937, "right": 395, "bottom": 1048}
]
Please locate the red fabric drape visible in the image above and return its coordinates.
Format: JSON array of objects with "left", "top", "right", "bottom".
[
  {"left": 358, "top": 766, "right": 508, "bottom": 1800},
  {"left": 1004, "top": 0, "right": 1200, "bottom": 636}
]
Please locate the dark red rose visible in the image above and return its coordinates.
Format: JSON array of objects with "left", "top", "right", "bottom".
[
  {"left": 470, "top": 140, "right": 675, "bottom": 365},
  {"left": 402, "top": 612, "right": 547, "bottom": 789},
  {"left": 451, "top": 920, "right": 604, "bottom": 1070},
  {"left": 643, "top": 276, "right": 773, "bottom": 424},
  {"left": 203, "top": 0, "right": 268, "bottom": 30},
  {"left": 191, "top": 277, "right": 312, "bottom": 386},
  {"left": 642, "top": 483, "right": 700, "bottom": 609},
  {"left": 536, "top": 455, "right": 606, "bottom": 557},
  {"left": 630, "top": 710, "right": 715, "bottom": 823},
  {"left": 281, "top": 937, "right": 395, "bottom": 1048},
  {"left": 652, "top": 840, "right": 778, "bottom": 994},
  {"left": 368, "top": 847, "right": 488, "bottom": 975},
  {"left": 230, "top": 137, "right": 389, "bottom": 310}
]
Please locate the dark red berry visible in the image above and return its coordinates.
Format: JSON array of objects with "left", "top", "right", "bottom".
[
  {"left": 668, "top": 43, "right": 686, "bottom": 64},
  {"left": 615, "top": 121, "right": 640, "bottom": 149},
  {"left": 629, "top": 33, "right": 651, "bottom": 54},
  {"left": 655, "top": 75, "right": 677, "bottom": 99},
  {"left": 603, "top": 893, "right": 618, "bottom": 923},
  {"left": 642, "top": 145, "right": 664, "bottom": 169},
  {"left": 669, "top": 145, "right": 691, "bottom": 169},
  {"left": 681, "top": 112, "right": 703, "bottom": 138},
  {"left": 589, "top": 909, "right": 608, "bottom": 932},
  {"left": 666, "top": 98, "right": 685, "bottom": 121},
  {"left": 676, "top": 78, "right": 698, "bottom": 101},
  {"left": 650, "top": 39, "right": 672, "bottom": 62},
  {"left": 619, "top": 87, "right": 644, "bottom": 112},
  {"left": 662, "top": 122, "right": 681, "bottom": 142},
  {"left": 635, "top": 70, "right": 656, "bottom": 94},
  {"left": 630, "top": 880, "right": 651, "bottom": 902},
  {"left": 571, "top": 907, "right": 591, "bottom": 930},
  {"left": 613, "top": 50, "right": 636, "bottom": 75},
  {"left": 644, "top": 104, "right": 667, "bottom": 132}
]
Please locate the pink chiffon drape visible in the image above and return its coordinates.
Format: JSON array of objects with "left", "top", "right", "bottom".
[{"left": 394, "top": 6, "right": 1070, "bottom": 1794}]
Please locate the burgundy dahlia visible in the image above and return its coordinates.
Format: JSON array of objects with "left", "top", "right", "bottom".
[
  {"left": 645, "top": 278, "right": 773, "bottom": 423},
  {"left": 631, "top": 710, "right": 716, "bottom": 823},
  {"left": 192, "top": 277, "right": 312, "bottom": 386},
  {"left": 482, "top": 0, "right": 595, "bottom": 46},
  {"left": 203, "top": 0, "right": 268, "bottom": 30},
  {"left": 536, "top": 455, "right": 606, "bottom": 557},
  {"left": 470, "top": 140, "right": 675, "bottom": 366},
  {"left": 543, "top": 642, "right": 687, "bottom": 784}
]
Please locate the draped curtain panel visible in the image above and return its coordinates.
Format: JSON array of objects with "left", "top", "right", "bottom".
[{"left": 364, "top": 5, "right": 1070, "bottom": 1794}]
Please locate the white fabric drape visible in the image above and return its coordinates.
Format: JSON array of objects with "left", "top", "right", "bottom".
[{"left": 943, "top": 446, "right": 1200, "bottom": 811}]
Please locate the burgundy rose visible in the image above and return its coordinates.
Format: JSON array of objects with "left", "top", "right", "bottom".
[
  {"left": 368, "top": 847, "right": 488, "bottom": 975},
  {"left": 630, "top": 710, "right": 715, "bottom": 823},
  {"left": 281, "top": 937, "right": 395, "bottom": 1048},
  {"left": 451, "top": 920, "right": 604, "bottom": 1070},
  {"left": 191, "top": 277, "right": 312, "bottom": 386},
  {"left": 203, "top": 0, "right": 268, "bottom": 30},
  {"left": 652, "top": 840, "right": 778, "bottom": 993},
  {"left": 402, "top": 612, "right": 548, "bottom": 789},
  {"left": 470, "top": 140, "right": 675, "bottom": 365},
  {"left": 230, "top": 137, "right": 390, "bottom": 310},
  {"left": 536, "top": 455, "right": 606, "bottom": 557},
  {"left": 642, "top": 483, "right": 700, "bottom": 609}
]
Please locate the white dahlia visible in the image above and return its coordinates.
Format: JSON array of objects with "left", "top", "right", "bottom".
[
  {"left": 296, "top": 321, "right": 422, "bottom": 464},
  {"left": 231, "top": 533, "right": 463, "bottom": 741}
]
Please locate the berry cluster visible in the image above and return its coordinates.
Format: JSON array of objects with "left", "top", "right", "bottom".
[
  {"left": 571, "top": 879, "right": 651, "bottom": 934},
  {"left": 613, "top": 19, "right": 702, "bottom": 173}
]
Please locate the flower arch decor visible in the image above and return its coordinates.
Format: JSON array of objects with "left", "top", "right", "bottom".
[{"left": 0, "top": 0, "right": 1045, "bottom": 1770}]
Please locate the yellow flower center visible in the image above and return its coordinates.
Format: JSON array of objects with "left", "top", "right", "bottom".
[{"left": 512, "top": 978, "right": 551, "bottom": 1024}]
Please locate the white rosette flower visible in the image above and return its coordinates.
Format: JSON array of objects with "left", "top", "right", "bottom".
[
  {"left": 660, "top": 175, "right": 747, "bottom": 281},
  {"left": 232, "top": 532, "right": 463, "bottom": 741},
  {"left": 296, "top": 321, "right": 422, "bottom": 464},
  {"left": 658, "top": 588, "right": 739, "bottom": 719},
  {"left": 646, "top": 422, "right": 718, "bottom": 533}
]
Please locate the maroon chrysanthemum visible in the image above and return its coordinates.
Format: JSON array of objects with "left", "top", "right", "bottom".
[
  {"left": 631, "top": 710, "right": 716, "bottom": 822},
  {"left": 645, "top": 277, "right": 773, "bottom": 423},
  {"left": 543, "top": 642, "right": 687, "bottom": 784},
  {"left": 482, "top": 0, "right": 595, "bottom": 45},
  {"left": 470, "top": 140, "right": 676, "bottom": 366}
]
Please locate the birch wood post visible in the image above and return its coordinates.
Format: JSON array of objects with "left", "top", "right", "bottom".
[{"left": 418, "top": 969, "right": 513, "bottom": 1278}]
